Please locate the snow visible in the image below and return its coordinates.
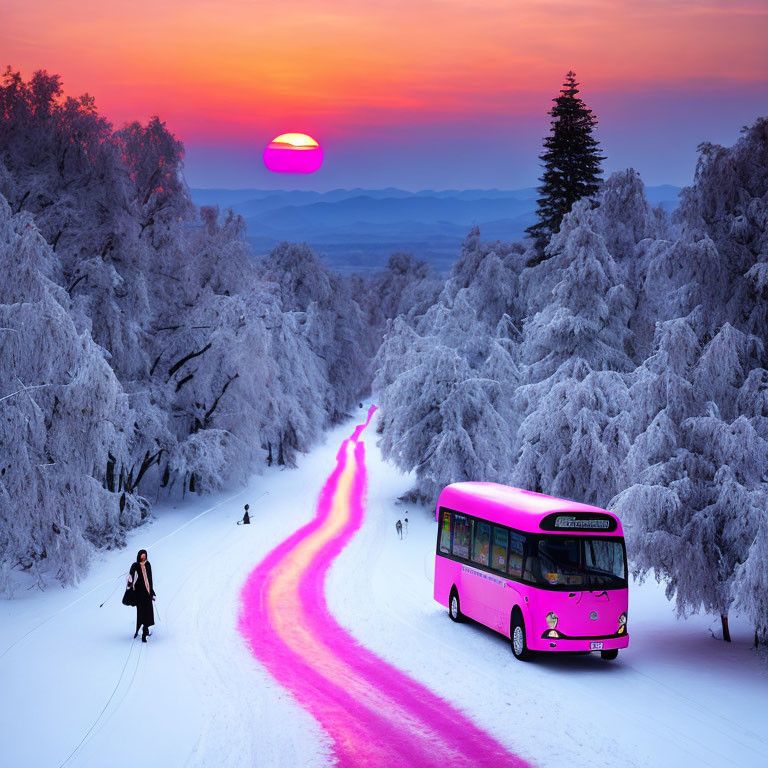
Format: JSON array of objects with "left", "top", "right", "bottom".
[
  {"left": 2, "top": 410, "right": 767, "bottom": 767},
  {"left": 331, "top": 414, "right": 768, "bottom": 768},
  {"left": 0, "top": 426, "right": 342, "bottom": 768}
]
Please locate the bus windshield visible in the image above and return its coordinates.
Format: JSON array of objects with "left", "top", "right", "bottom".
[{"left": 529, "top": 535, "right": 626, "bottom": 589}]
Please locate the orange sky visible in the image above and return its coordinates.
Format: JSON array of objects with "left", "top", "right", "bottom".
[{"left": 3, "top": 0, "right": 767, "bottom": 187}]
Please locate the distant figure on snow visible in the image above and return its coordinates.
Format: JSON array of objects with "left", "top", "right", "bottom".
[
  {"left": 128, "top": 549, "right": 156, "bottom": 642},
  {"left": 359, "top": 402, "right": 363, "bottom": 409},
  {"left": 404, "top": 515, "right": 408, "bottom": 536},
  {"left": 396, "top": 519, "right": 403, "bottom": 539},
  {"left": 242, "top": 504, "right": 251, "bottom": 525}
]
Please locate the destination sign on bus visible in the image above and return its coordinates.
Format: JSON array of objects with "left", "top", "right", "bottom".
[
  {"left": 540, "top": 512, "right": 617, "bottom": 532},
  {"left": 555, "top": 516, "right": 610, "bottom": 529}
]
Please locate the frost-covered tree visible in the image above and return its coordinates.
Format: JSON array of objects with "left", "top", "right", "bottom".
[
  {"left": 1, "top": 69, "right": 370, "bottom": 590},
  {"left": 553, "top": 124, "right": 768, "bottom": 372},
  {"left": 675, "top": 119, "right": 768, "bottom": 340},
  {"left": 613, "top": 324, "right": 768, "bottom": 641},
  {"left": 440, "top": 228, "right": 526, "bottom": 326},
  {"left": 630, "top": 236, "right": 727, "bottom": 361},
  {"left": 376, "top": 323, "right": 519, "bottom": 502},
  {"left": 519, "top": 205, "right": 634, "bottom": 382},
  {"left": 595, "top": 170, "right": 668, "bottom": 361},
  {"left": 255, "top": 242, "right": 373, "bottom": 423},
  {"left": 113, "top": 116, "right": 194, "bottom": 248},
  {"left": 0, "top": 68, "right": 151, "bottom": 381},
  {"left": 614, "top": 414, "right": 767, "bottom": 643},
  {"left": 0, "top": 197, "right": 145, "bottom": 591},
  {"left": 513, "top": 202, "right": 635, "bottom": 505},
  {"left": 520, "top": 171, "right": 663, "bottom": 360},
  {"left": 678, "top": 120, "right": 768, "bottom": 270},
  {"left": 607, "top": 122, "right": 768, "bottom": 645},
  {"left": 514, "top": 363, "right": 632, "bottom": 506},
  {"left": 620, "top": 319, "right": 698, "bottom": 483},
  {"left": 260, "top": 306, "right": 329, "bottom": 467},
  {"left": 374, "top": 229, "right": 524, "bottom": 500},
  {"left": 733, "top": 514, "right": 768, "bottom": 649},
  {"left": 595, "top": 169, "right": 665, "bottom": 262},
  {"left": 365, "top": 252, "right": 442, "bottom": 333}
]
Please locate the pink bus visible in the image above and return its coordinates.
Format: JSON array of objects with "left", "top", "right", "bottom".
[{"left": 434, "top": 482, "right": 629, "bottom": 661}]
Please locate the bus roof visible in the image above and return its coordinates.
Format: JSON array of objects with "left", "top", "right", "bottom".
[{"left": 435, "top": 482, "right": 623, "bottom": 535}]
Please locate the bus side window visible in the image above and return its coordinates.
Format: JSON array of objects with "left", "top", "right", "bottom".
[
  {"left": 472, "top": 521, "right": 490, "bottom": 566},
  {"left": 452, "top": 514, "right": 470, "bottom": 560},
  {"left": 522, "top": 535, "right": 539, "bottom": 583},
  {"left": 508, "top": 531, "right": 525, "bottom": 578},
  {"left": 439, "top": 509, "right": 452, "bottom": 554},
  {"left": 491, "top": 526, "right": 508, "bottom": 573}
]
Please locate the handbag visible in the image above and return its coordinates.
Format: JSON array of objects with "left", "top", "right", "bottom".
[{"left": 122, "top": 580, "right": 137, "bottom": 607}]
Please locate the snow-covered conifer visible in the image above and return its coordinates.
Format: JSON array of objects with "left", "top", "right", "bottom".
[
  {"left": 365, "top": 252, "right": 439, "bottom": 327},
  {"left": 676, "top": 118, "right": 768, "bottom": 340},
  {"left": 596, "top": 169, "right": 663, "bottom": 261},
  {"left": 374, "top": 229, "right": 524, "bottom": 499},
  {"left": 620, "top": 319, "right": 698, "bottom": 483},
  {"left": 513, "top": 207, "right": 634, "bottom": 504},
  {"left": 733, "top": 513, "right": 768, "bottom": 649},
  {"left": 514, "top": 363, "right": 631, "bottom": 505},
  {"left": 519, "top": 214, "right": 633, "bottom": 383},
  {"left": 614, "top": 323, "right": 768, "bottom": 639}
]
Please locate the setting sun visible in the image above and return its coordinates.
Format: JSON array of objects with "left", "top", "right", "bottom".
[
  {"left": 271, "top": 133, "right": 319, "bottom": 148},
  {"left": 264, "top": 132, "right": 323, "bottom": 173}
]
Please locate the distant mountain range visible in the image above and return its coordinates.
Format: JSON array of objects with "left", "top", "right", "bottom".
[{"left": 190, "top": 186, "right": 682, "bottom": 275}]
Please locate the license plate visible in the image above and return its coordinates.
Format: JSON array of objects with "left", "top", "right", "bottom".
[{"left": 590, "top": 641, "right": 604, "bottom": 650}]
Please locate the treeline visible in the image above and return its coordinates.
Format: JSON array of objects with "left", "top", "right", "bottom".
[
  {"left": 4, "top": 65, "right": 766, "bottom": 654},
  {"left": 375, "top": 122, "right": 768, "bottom": 648},
  {"left": 0, "top": 69, "right": 436, "bottom": 590}
]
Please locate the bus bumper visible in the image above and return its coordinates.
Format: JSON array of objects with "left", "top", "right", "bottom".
[{"left": 529, "top": 633, "right": 630, "bottom": 653}]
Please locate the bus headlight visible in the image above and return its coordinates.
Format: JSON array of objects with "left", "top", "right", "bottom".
[
  {"left": 542, "top": 611, "right": 560, "bottom": 638},
  {"left": 617, "top": 612, "right": 627, "bottom": 635}
]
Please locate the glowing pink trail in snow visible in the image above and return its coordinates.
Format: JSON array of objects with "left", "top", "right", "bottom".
[{"left": 239, "top": 406, "right": 531, "bottom": 767}]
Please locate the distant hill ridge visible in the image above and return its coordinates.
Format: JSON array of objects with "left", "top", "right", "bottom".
[{"left": 190, "top": 186, "right": 681, "bottom": 274}]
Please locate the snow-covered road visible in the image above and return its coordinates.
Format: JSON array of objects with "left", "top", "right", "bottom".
[
  {"left": 239, "top": 406, "right": 528, "bottom": 767},
  {"left": 2, "top": 408, "right": 767, "bottom": 767}
]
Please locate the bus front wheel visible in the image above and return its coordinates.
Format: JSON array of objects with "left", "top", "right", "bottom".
[
  {"left": 449, "top": 588, "right": 464, "bottom": 623},
  {"left": 511, "top": 613, "right": 532, "bottom": 661},
  {"left": 601, "top": 649, "right": 619, "bottom": 661}
]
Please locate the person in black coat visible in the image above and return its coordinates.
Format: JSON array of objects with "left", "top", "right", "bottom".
[{"left": 128, "top": 549, "right": 156, "bottom": 642}]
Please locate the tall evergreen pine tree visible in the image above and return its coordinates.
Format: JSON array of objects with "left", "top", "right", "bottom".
[{"left": 526, "top": 71, "right": 605, "bottom": 250}]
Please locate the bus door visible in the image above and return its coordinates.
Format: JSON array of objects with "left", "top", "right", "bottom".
[{"left": 462, "top": 518, "right": 496, "bottom": 626}]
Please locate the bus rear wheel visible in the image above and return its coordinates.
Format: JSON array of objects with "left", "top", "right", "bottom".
[
  {"left": 601, "top": 649, "right": 619, "bottom": 661},
  {"left": 511, "top": 613, "right": 532, "bottom": 661},
  {"left": 449, "top": 588, "right": 464, "bottom": 622}
]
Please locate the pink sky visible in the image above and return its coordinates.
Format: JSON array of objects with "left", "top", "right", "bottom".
[{"left": 3, "top": 0, "right": 767, "bottom": 188}]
